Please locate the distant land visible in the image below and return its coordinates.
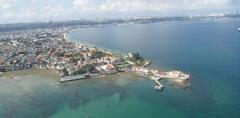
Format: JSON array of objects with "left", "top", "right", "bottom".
[{"left": 0, "top": 12, "right": 239, "bottom": 32}]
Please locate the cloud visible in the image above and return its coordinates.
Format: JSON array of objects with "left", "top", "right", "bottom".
[
  {"left": 0, "top": 0, "right": 239, "bottom": 23},
  {"left": 73, "top": 0, "right": 91, "bottom": 9},
  {"left": 99, "top": 0, "right": 165, "bottom": 12},
  {"left": 0, "top": 0, "right": 11, "bottom": 9},
  {"left": 72, "top": 0, "right": 235, "bottom": 12}
]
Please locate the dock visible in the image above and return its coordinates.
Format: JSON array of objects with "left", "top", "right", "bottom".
[
  {"left": 150, "top": 76, "right": 164, "bottom": 90},
  {"left": 130, "top": 71, "right": 164, "bottom": 90},
  {"left": 60, "top": 73, "right": 104, "bottom": 82},
  {"left": 60, "top": 74, "right": 87, "bottom": 82}
]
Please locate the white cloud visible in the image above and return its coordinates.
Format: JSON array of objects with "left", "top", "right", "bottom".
[
  {"left": 72, "top": 0, "right": 234, "bottom": 12},
  {"left": 0, "top": 0, "right": 239, "bottom": 23},
  {"left": 73, "top": 0, "right": 90, "bottom": 8},
  {"left": 184, "top": 0, "right": 229, "bottom": 10},
  {"left": 73, "top": 0, "right": 96, "bottom": 11},
  {"left": 1, "top": 12, "right": 15, "bottom": 19},
  {"left": 0, "top": 0, "right": 11, "bottom": 9}
]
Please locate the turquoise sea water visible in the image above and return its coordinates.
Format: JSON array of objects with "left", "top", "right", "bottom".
[
  {"left": 68, "top": 18, "right": 240, "bottom": 118},
  {"left": 0, "top": 18, "right": 240, "bottom": 118}
]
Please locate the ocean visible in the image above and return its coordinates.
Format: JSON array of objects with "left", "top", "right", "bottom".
[{"left": 0, "top": 18, "right": 240, "bottom": 118}]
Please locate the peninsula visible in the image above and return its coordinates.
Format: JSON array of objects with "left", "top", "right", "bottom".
[{"left": 0, "top": 26, "right": 190, "bottom": 90}]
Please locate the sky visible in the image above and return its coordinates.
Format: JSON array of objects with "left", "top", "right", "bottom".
[{"left": 0, "top": 0, "right": 239, "bottom": 24}]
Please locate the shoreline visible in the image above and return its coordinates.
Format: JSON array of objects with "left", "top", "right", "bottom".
[
  {"left": 0, "top": 26, "right": 191, "bottom": 91},
  {"left": 66, "top": 31, "right": 126, "bottom": 56},
  {"left": 61, "top": 29, "right": 190, "bottom": 89}
]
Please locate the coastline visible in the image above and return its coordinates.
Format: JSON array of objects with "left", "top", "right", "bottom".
[
  {"left": 0, "top": 26, "right": 190, "bottom": 91},
  {"left": 66, "top": 28, "right": 127, "bottom": 56},
  {"left": 62, "top": 29, "right": 190, "bottom": 89}
]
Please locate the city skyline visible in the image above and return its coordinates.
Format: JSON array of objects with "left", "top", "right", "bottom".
[{"left": 0, "top": 0, "right": 240, "bottom": 24}]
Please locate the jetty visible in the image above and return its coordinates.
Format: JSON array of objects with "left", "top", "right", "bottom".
[
  {"left": 131, "top": 72, "right": 164, "bottom": 90},
  {"left": 150, "top": 76, "right": 164, "bottom": 90},
  {"left": 60, "top": 74, "right": 89, "bottom": 82},
  {"left": 60, "top": 73, "right": 104, "bottom": 82}
]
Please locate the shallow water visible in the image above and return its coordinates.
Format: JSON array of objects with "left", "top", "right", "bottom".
[{"left": 1, "top": 71, "right": 169, "bottom": 118}]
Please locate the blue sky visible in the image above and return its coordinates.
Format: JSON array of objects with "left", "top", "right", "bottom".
[{"left": 0, "top": 0, "right": 239, "bottom": 24}]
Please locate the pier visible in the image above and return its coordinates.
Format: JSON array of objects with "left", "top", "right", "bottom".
[
  {"left": 60, "top": 73, "right": 104, "bottom": 82},
  {"left": 150, "top": 76, "right": 164, "bottom": 90},
  {"left": 60, "top": 74, "right": 88, "bottom": 82},
  {"left": 131, "top": 70, "right": 164, "bottom": 91}
]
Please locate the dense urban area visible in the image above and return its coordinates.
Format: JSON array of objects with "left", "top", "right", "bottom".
[{"left": 0, "top": 25, "right": 155, "bottom": 77}]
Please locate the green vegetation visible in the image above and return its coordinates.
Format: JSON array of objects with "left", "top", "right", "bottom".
[
  {"left": 73, "top": 52, "right": 81, "bottom": 57},
  {"left": 91, "top": 51, "right": 106, "bottom": 59},
  {"left": 72, "top": 69, "right": 86, "bottom": 75},
  {"left": 55, "top": 51, "right": 65, "bottom": 57},
  {"left": 129, "top": 52, "right": 145, "bottom": 66},
  {"left": 84, "top": 64, "right": 96, "bottom": 72},
  {"left": 69, "top": 57, "right": 80, "bottom": 63},
  {"left": 72, "top": 64, "right": 96, "bottom": 75},
  {"left": 62, "top": 67, "right": 69, "bottom": 76},
  {"left": 65, "top": 53, "right": 73, "bottom": 58},
  {"left": 132, "top": 52, "right": 142, "bottom": 60}
]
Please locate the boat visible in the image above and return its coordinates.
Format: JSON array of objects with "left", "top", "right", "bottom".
[
  {"left": 238, "top": 28, "right": 240, "bottom": 31},
  {"left": 154, "top": 86, "right": 163, "bottom": 90}
]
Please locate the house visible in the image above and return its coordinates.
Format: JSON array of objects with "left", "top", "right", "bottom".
[{"left": 96, "top": 64, "right": 117, "bottom": 74}]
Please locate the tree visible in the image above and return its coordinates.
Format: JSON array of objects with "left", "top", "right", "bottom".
[
  {"left": 129, "top": 52, "right": 145, "bottom": 66},
  {"left": 69, "top": 57, "right": 80, "bottom": 63},
  {"left": 62, "top": 67, "right": 69, "bottom": 76},
  {"left": 91, "top": 51, "right": 105, "bottom": 59},
  {"left": 72, "top": 64, "right": 96, "bottom": 75},
  {"left": 84, "top": 64, "right": 95, "bottom": 72},
  {"left": 131, "top": 52, "right": 142, "bottom": 60},
  {"left": 55, "top": 51, "right": 65, "bottom": 57},
  {"left": 73, "top": 69, "right": 87, "bottom": 75}
]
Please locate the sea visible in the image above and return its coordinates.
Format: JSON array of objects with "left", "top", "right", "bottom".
[{"left": 0, "top": 18, "right": 240, "bottom": 118}]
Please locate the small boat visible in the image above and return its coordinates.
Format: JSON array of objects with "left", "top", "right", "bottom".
[
  {"left": 154, "top": 86, "right": 163, "bottom": 90},
  {"left": 238, "top": 28, "right": 240, "bottom": 31}
]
